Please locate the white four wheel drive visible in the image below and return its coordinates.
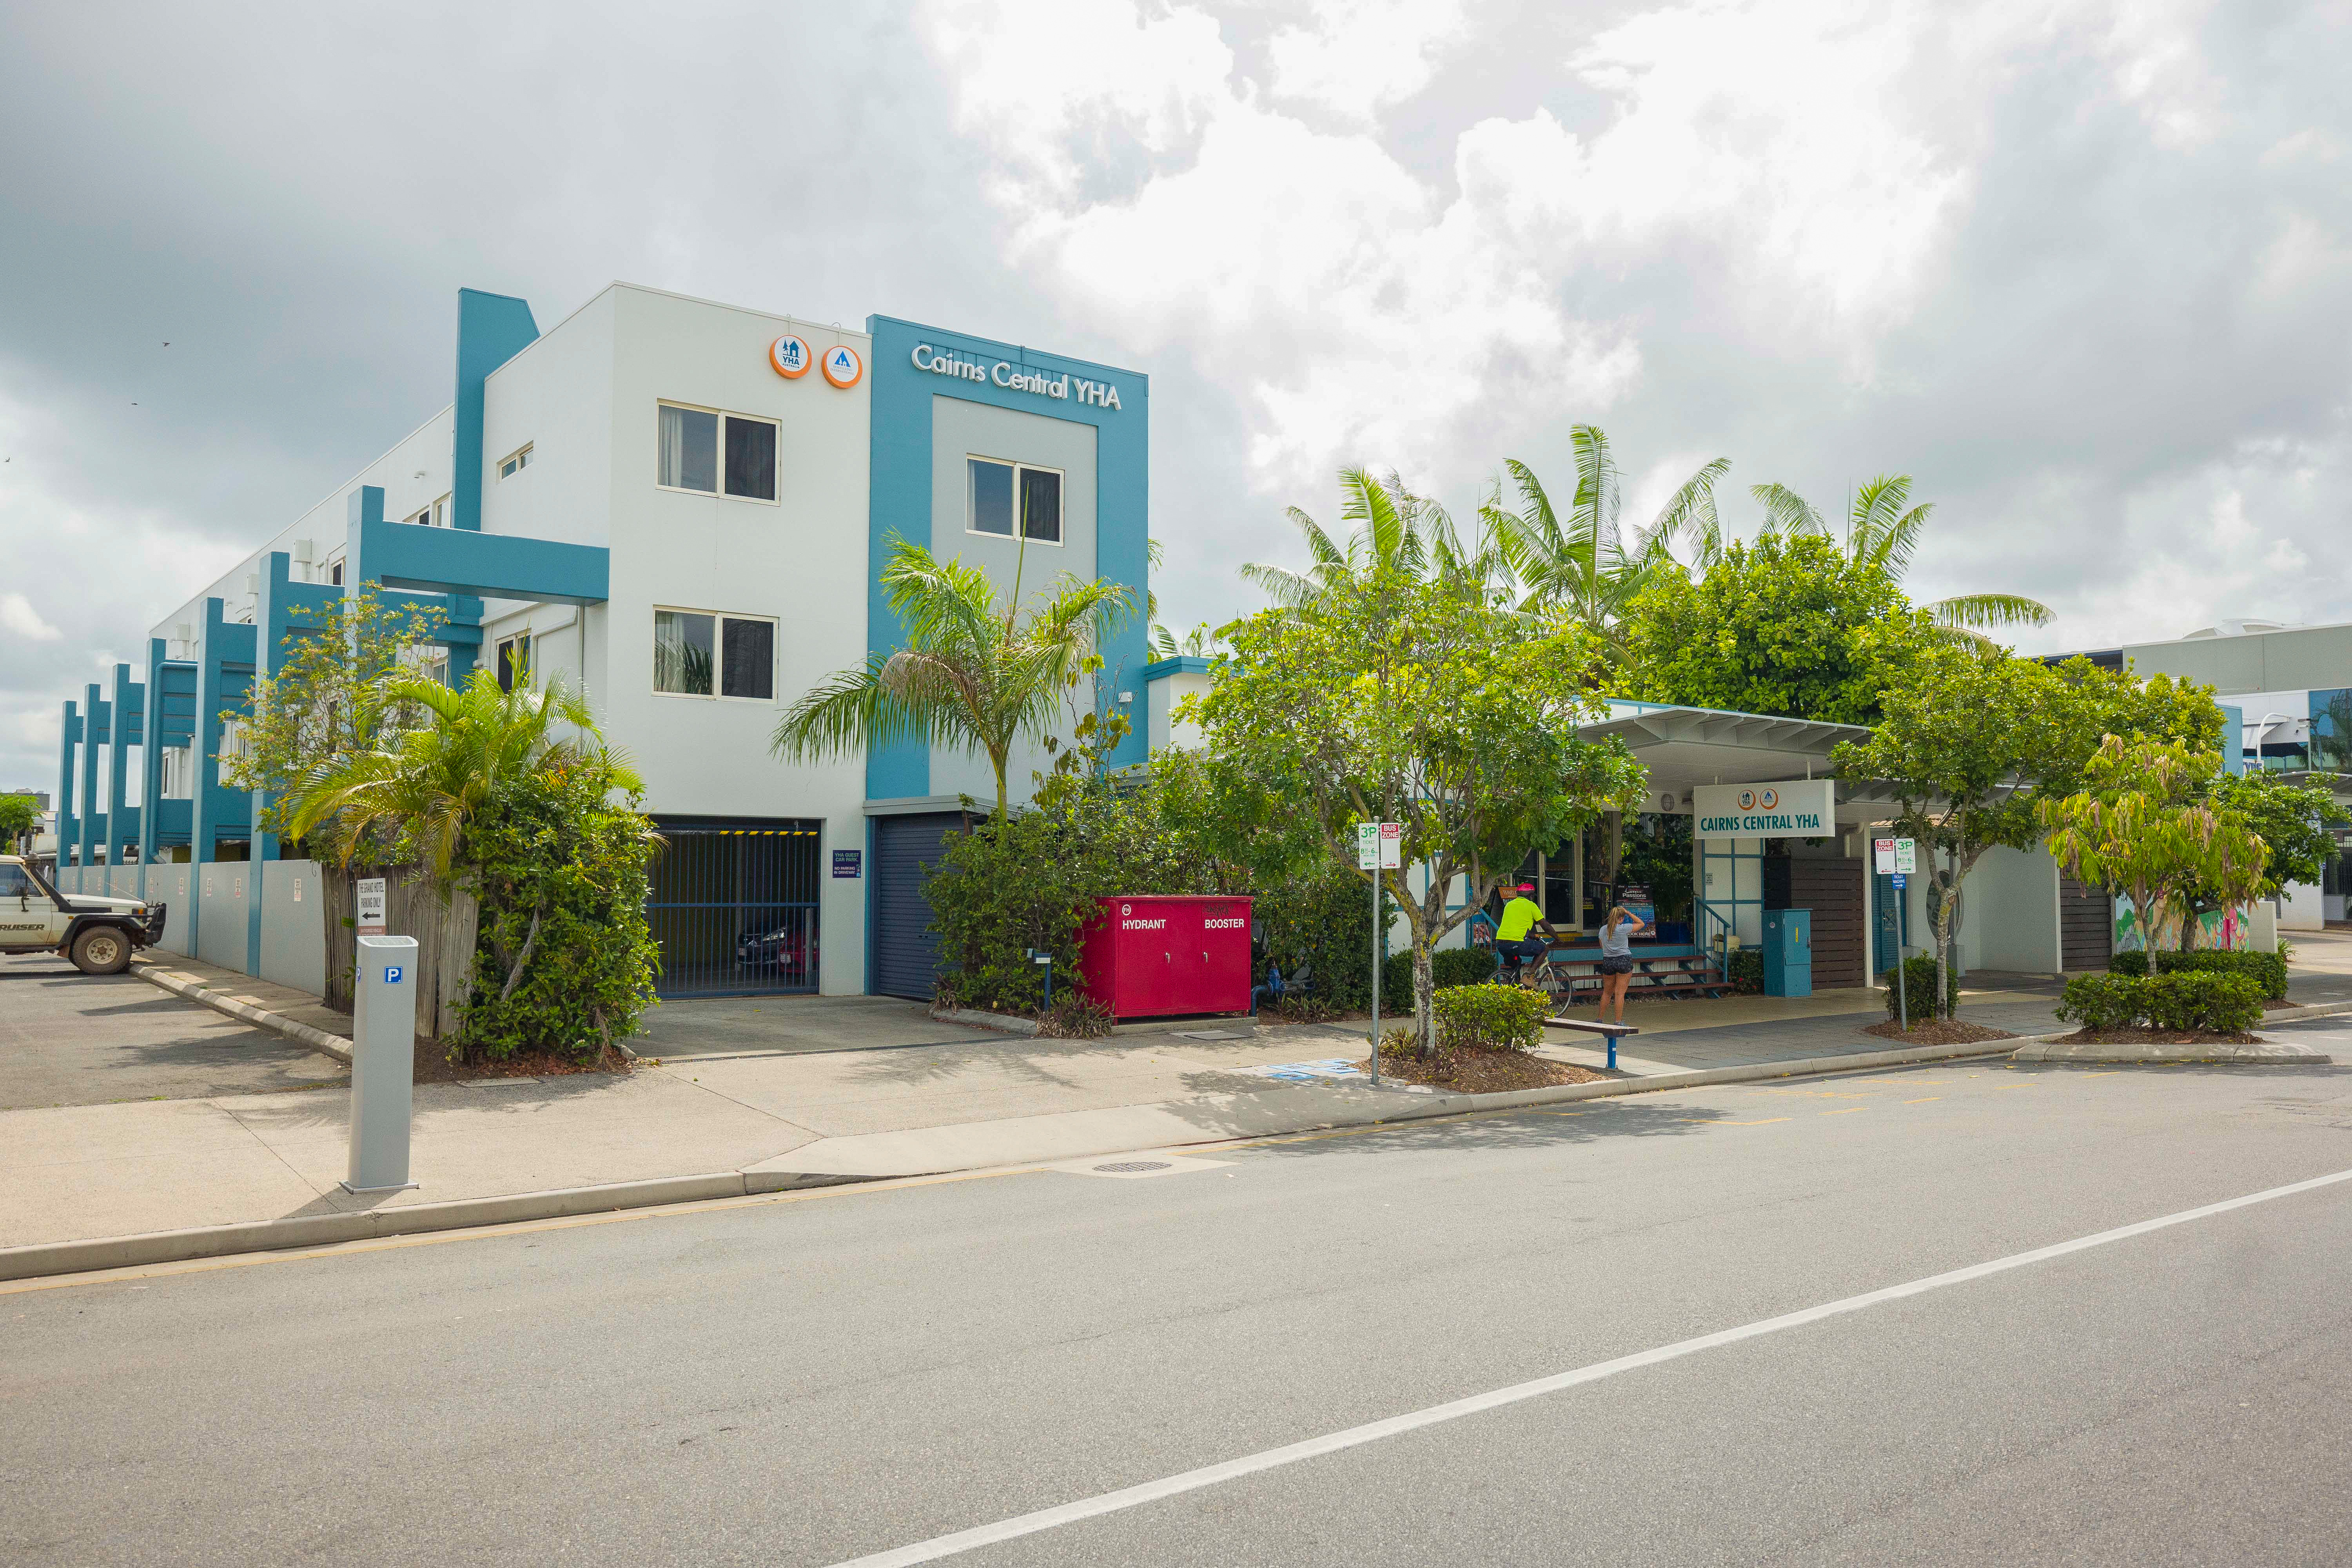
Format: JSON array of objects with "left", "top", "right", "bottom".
[{"left": 0, "top": 856, "right": 168, "bottom": 975}]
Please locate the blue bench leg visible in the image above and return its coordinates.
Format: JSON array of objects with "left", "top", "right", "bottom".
[{"left": 1608, "top": 1036, "right": 1617, "bottom": 1071}]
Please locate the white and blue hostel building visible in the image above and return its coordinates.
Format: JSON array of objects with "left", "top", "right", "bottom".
[{"left": 47, "top": 283, "right": 1158, "bottom": 1002}]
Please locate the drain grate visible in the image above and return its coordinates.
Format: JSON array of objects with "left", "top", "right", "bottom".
[{"left": 1093, "top": 1160, "right": 1173, "bottom": 1173}]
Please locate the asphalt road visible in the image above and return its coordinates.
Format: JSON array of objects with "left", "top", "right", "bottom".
[
  {"left": 7, "top": 1027, "right": 2352, "bottom": 1566},
  {"left": 0, "top": 953, "right": 343, "bottom": 1109}
]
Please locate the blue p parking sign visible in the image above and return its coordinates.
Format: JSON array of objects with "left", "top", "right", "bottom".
[{"left": 384, "top": 965, "right": 405, "bottom": 984}]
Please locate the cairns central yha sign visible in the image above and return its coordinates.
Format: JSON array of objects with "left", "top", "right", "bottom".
[{"left": 1693, "top": 780, "right": 1837, "bottom": 838}]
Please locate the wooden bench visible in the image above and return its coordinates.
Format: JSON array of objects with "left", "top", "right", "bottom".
[{"left": 1546, "top": 1016, "right": 1638, "bottom": 1071}]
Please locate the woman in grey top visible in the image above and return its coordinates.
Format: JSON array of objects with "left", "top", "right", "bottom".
[{"left": 1595, "top": 902, "right": 1650, "bottom": 1024}]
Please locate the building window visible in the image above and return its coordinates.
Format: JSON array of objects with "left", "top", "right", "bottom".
[
  {"left": 405, "top": 495, "right": 451, "bottom": 528},
  {"left": 657, "top": 403, "right": 777, "bottom": 501},
  {"left": 326, "top": 553, "right": 344, "bottom": 586},
  {"left": 498, "top": 444, "right": 533, "bottom": 479},
  {"left": 495, "top": 633, "right": 531, "bottom": 693},
  {"left": 967, "top": 457, "right": 1062, "bottom": 543},
  {"left": 655, "top": 608, "right": 774, "bottom": 700}
]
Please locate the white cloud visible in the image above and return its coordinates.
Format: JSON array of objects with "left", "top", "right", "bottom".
[
  {"left": 0, "top": 593, "right": 61, "bottom": 642},
  {"left": 1265, "top": 0, "right": 1465, "bottom": 122}
]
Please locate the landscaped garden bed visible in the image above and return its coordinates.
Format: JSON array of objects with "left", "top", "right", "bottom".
[
  {"left": 1350, "top": 982, "right": 1602, "bottom": 1093},
  {"left": 1358, "top": 1042, "right": 1601, "bottom": 1094},
  {"left": 1861, "top": 1019, "right": 2016, "bottom": 1046}
]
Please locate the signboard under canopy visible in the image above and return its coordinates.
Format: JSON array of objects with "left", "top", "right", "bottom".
[{"left": 1693, "top": 779, "right": 1836, "bottom": 839}]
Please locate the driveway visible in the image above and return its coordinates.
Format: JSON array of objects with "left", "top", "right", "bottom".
[
  {"left": 0, "top": 953, "right": 346, "bottom": 1110},
  {"left": 632, "top": 992, "right": 1009, "bottom": 1059}
]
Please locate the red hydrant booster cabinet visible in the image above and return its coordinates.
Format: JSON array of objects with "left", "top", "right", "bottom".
[{"left": 1078, "top": 896, "right": 1253, "bottom": 1019}]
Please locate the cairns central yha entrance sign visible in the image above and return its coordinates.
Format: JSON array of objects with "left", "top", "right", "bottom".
[{"left": 1693, "top": 780, "right": 1837, "bottom": 838}]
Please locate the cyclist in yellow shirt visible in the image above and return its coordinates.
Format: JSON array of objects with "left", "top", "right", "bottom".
[{"left": 1494, "top": 882, "right": 1549, "bottom": 987}]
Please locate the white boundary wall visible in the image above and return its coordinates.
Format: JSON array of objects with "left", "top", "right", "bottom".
[{"left": 259, "top": 860, "right": 327, "bottom": 996}]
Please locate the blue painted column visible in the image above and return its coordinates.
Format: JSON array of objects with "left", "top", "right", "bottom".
[
  {"left": 140, "top": 637, "right": 168, "bottom": 895},
  {"left": 188, "top": 597, "right": 229, "bottom": 959},
  {"left": 451, "top": 288, "right": 539, "bottom": 534},
  {"left": 109, "top": 662, "right": 142, "bottom": 876},
  {"left": 79, "top": 682, "right": 103, "bottom": 871},
  {"left": 56, "top": 701, "right": 78, "bottom": 869},
  {"left": 244, "top": 550, "right": 312, "bottom": 975}
]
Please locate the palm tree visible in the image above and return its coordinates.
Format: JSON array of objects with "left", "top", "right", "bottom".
[
  {"left": 1488, "top": 425, "right": 1729, "bottom": 661},
  {"left": 1747, "top": 474, "right": 2051, "bottom": 634},
  {"left": 1241, "top": 466, "right": 1499, "bottom": 608},
  {"left": 287, "top": 667, "right": 633, "bottom": 880},
  {"left": 1151, "top": 621, "right": 1221, "bottom": 659},
  {"left": 771, "top": 537, "right": 1135, "bottom": 821}
]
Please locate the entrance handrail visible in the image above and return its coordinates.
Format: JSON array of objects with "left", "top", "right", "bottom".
[{"left": 1697, "top": 901, "right": 1733, "bottom": 984}]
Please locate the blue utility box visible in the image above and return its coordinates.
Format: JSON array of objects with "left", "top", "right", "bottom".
[{"left": 1762, "top": 908, "right": 1812, "bottom": 997}]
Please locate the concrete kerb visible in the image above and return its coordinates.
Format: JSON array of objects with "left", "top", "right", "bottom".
[
  {"left": 0, "top": 1169, "right": 870, "bottom": 1284},
  {"left": 132, "top": 958, "right": 354, "bottom": 1067}
]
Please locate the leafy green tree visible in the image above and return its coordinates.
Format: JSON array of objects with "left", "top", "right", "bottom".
[
  {"left": 1832, "top": 645, "right": 2054, "bottom": 1015},
  {"left": 287, "top": 669, "right": 631, "bottom": 880},
  {"left": 2209, "top": 769, "right": 2339, "bottom": 894},
  {"left": 1197, "top": 566, "right": 1646, "bottom": 1054},
  {"left": 0, "top": 794, "right": 37, "bottom": 854},
  {"left": 1835, "top": 648, "right": 2223, "bottom": 1011},
  {"left": 2039, "top": 736, "right": 2267, "bottom": 956},
  {"left": 1748, "top": 474, "right": 2051, "bottom": 635},
  {"left": 2180, "top": 768, "right": 2339, "bottom": 936},
  {"left": 1486, "top": 426, "right": 1729, "bottom": 667},
  {"left": 771, "top": 537, "right": 1133, "bottom": 822},
  {"left": 1623, "top": 532, "right": 1934, "bottom": 724},
  {"left": 220, "top": 588, "right": 450, "bottom": 842}
]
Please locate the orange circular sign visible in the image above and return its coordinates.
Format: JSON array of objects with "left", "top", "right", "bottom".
[
  {"left": 820, "top": 343, "right": 864, "bottom": 388},
  {"left": 769, "top": 334, "right": 813, "bottom": 379}
]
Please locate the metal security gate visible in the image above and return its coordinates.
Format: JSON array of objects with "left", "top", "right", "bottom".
[
  {"left": 648, "top": 817, "right": 822, "bottom": 997},
  {"left": 872, "top": 811, "right": 966, "bottom": 1000}
]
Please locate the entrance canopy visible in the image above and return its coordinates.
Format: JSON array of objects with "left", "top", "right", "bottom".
[{"left": 1582, "top": 702, "right": 1887, "bottom": 826}]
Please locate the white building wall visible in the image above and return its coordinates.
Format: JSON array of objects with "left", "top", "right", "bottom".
[
  {"left": 575, "top": 285, "right": 873, "bottom": 995},
  {"left": 1149, "top": 669, "right": 1212, "bottom": 753},
  {"left": 2280, "top": 879, "right": 2325, "bottom": 931}
]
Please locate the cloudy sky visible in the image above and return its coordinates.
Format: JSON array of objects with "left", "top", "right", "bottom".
[{"left": 2, "top": 0, "right": 2347, "bottom": 792}]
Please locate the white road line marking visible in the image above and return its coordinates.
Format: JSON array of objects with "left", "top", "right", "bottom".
[{"left": 820, "top": 1164, "right": 2352, "bottom": 1568}]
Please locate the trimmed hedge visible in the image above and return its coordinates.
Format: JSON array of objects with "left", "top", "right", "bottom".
[
  {"left": 1431, "top": 983, "right": 1550, "bottom": 1053},
  {"left": 1880, "top": 954, "right": 1960, "bottom": 1020},
  {"left": 2058, "top": 971, "right": 2264, "bottom": 1035},
  {"left": 2109, "top": 946, "right": 2288, "bottom": 1001},
  {"left": 1382, "top": 944, "right": 1498, "bottom": 1002}
]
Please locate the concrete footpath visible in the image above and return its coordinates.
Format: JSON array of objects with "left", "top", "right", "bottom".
[{"left": 2, "top": 950, "right": 2343, "bottom": 1282}]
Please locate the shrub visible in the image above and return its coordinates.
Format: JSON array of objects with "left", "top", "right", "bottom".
[
  {"left": 1036, "top": 992, "right": 1114, "bottom": 1039},
  {"left": 2054, "top": 973, "right": 2141, "bottom": 1034},
  {"left": 1726, "top": 948, "right": 1762, "bottom": 994},
  {"left": 1430, "top": 984, "right": 1550, "bottom": 1053},
  {"left": 2110, "top": 946, "right": 2287, "bottom": 1001},
  {"left": 2143, "top": 972, "right": 2264, "bottom": 1034},
  {"left": 455, "top": 766, "right": 661, "bottom": 1063},
  {"left": 2058, "top": 971, "right": 2264, "bottom": 1035},
  {"left": 1383, "top": 944, "right": 1498, "bottom": 1003},
  {"left": 1880, "top": 954, "right": 1959, "bottom": 1020}
]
